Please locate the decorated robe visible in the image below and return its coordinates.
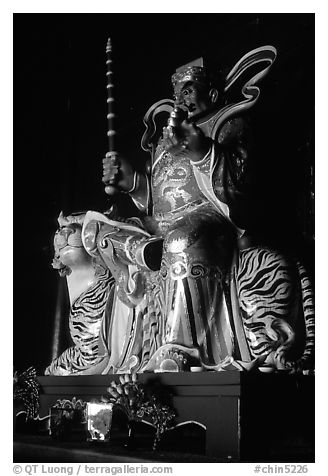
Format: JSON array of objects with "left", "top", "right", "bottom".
[{"left": 82, "top": 115, "right": 254, "bottom": 373}]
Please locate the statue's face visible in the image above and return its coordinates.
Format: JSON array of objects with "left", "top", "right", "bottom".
[{"left": 173, "top": 80, "right": 212, "bottom": 117}]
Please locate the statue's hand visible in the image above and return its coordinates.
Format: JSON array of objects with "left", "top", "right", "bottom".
[
  {"left": 102, "top": 152, "right": 135, "bottom": 195},
  {"left": 163, "top": 118, "right": 211, "bottom": 162}
]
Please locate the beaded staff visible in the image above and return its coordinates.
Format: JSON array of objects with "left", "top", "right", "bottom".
[
  {"left": 106, "top": 38, "right": 115, "bottom": 152},
  {"left": 104, "top": 38, "right": 137, "bottom": 194}
]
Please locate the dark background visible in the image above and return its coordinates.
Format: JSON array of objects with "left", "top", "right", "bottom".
[{"left": 14, "top": 13, "right": 314, "bottom": 373}]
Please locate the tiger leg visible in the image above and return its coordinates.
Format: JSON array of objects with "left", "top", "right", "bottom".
[{"left": 237, "top": 247, "right": 298, "bottom": 369}]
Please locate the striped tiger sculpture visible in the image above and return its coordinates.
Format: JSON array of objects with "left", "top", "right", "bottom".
[
  {"left": 233, "top": 246, "right": 314, "bottom": 372},
  {"left": 44, "top": 212, "right": 115, "bottom": 376}
]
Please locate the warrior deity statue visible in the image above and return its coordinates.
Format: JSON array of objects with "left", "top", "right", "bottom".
[
  {"left": 45, "top": 46, "right": 314, "bottom": 375},
  {"left": 80, "top": 46, "right": 314, "bottom": 374}
]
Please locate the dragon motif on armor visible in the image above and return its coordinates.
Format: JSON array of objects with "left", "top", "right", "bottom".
[{"left": 153, "top": 151, "right": 193, "bottom": 211}]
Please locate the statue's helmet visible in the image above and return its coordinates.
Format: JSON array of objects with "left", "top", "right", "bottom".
[{"left": 171, "top": 57, "right": 212, "bottom": 89}]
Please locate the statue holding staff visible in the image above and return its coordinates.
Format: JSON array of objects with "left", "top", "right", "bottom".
[
  {"left": 83, "top": 45, "right": 314, "bottom": 374},
  {"left": 46, "top": 42, "right": 314, "bottom": 375}
]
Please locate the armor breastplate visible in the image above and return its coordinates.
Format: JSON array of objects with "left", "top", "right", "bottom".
[{"left": 152, "top": 145, "right": 206, "bottom": 222}]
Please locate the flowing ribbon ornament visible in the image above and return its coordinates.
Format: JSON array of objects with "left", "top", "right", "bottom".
[
  {"left": 141, "top": 98, "right": 174, "bottom": 154},
  {"left": 208, "top": 45, "right": 277, "bottom": 140}
]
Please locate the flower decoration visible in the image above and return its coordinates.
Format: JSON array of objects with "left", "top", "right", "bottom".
[
  {"left": 136, "top": 396, "right": 176, "bottom": 450},
  {"left": 52, "top": 397, "right": 87, "bottom": 418},
  {"left": 106, "top": 373, "right": 145, "bottom": 420},
  {"left": 50, "top": 397, "right": 87, "bottom": 440},
  {"left": 105, "top": 374, "right": 176, "bottom": 450},
  {"left": 13, "top": 367, "right": 40, "bottom": 420}
]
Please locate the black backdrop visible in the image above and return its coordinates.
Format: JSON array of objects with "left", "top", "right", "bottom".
[{"left": 14, "top": 13, "right": 314, "bottom": 373}]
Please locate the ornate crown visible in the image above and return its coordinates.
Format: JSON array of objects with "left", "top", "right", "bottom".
[{"left": 171, "top": 57, "right": 210, "bottom": 88}]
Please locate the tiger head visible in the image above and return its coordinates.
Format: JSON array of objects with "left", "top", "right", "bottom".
[{"left": 52, "top": 212, "right": 90, "bottom": 277}]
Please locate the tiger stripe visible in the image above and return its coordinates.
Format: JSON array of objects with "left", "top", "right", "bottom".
[
  {"left": 236, "top": 247, "right": 314, "bottom": 370},
  {"left": 45, "top": 270, "right": 115, "bottom": 374}
]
